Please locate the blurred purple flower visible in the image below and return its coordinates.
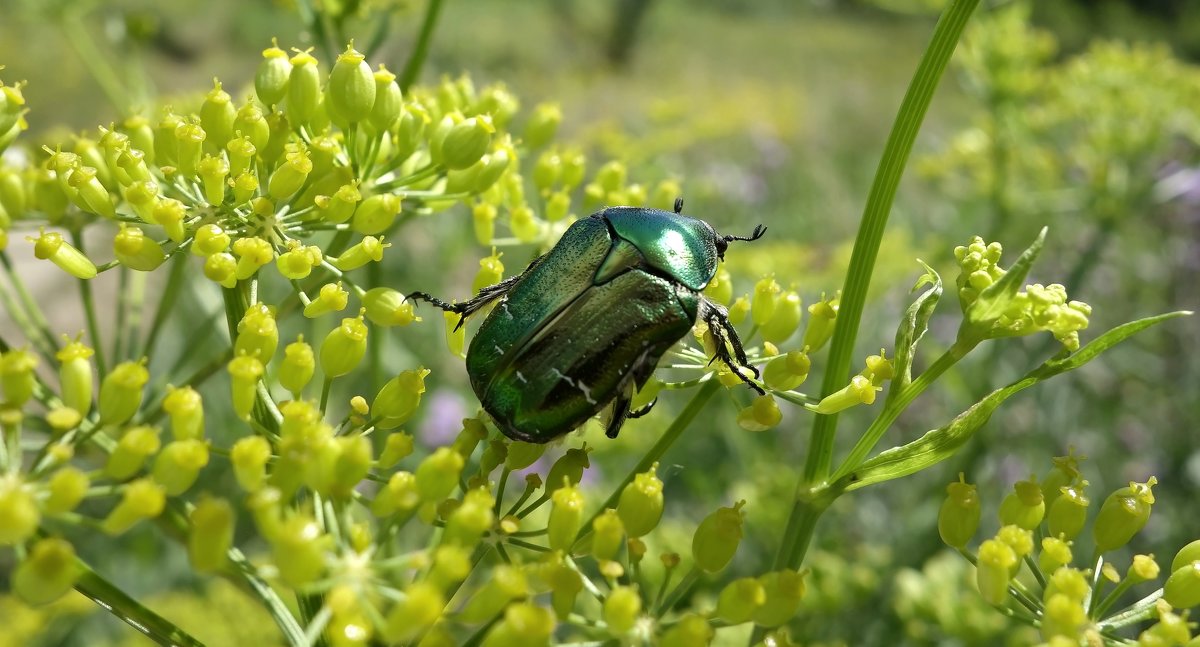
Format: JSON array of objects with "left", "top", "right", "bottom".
[{"left": 418, "top": 390, "right": 468, "bottom": 447}]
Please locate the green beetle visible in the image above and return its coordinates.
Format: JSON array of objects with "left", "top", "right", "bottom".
[{"left": 410, "top": 199, "right": 765, "bottom": 443}]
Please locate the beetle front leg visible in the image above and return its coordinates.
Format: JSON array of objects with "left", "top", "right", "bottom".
[
  {"left": 700, "top": 299, "right": 766, "bottom": 395},
  {"left": 408, "top": 254, "right": 546, "bottom": 330}
]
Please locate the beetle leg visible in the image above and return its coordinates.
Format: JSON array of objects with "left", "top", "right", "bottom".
[
  {"left": 700, "top": 299, "right": 766, "bottom": 395},
  {"left": 605, "top": 389, "right": 634, "bottom": 439},
  {"left": 408, "top": 254, "right": 546, "bottom": 330},
  {"left": 628, "top": 398, "right": 657, "bottom": 419}
]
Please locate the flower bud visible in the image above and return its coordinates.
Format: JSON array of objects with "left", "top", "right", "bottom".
[
  {"left": 618, "top": 463, "right": 664, "bottom": 537},
  {"left": 372, "top": 471, "right": 419, "bottom": 517},
  {"left": 13, "top": 537, "right": 79, "bottom": 605},
  {"left": 197, "top": 80, "right": 235, "bottom": 149},
  {"left": 693, "top": 500, "right": 746, "bottom": 573},
  {"left": 373, "top": 367, "right": 430, "bottom": 429},
  {"left": 105, "top": 425, "right": 160, "bottom": 480},
  {"left": 1041, "top": 593, "right": 1086, "bottom": 640},
  {"left": 330, "top": 236, "right": 388, "bottom": 273},
  {"left": 44, "top": 467, "right": 89, "bottom": 514},
  {"left": 379, "top": 431, "right": 415, "bottom": 468},
  {"left": 1094, "top": 477, "right": 1157, "bottom": 554},
  {"left": 480, "top": 601, "right": 554, "bottom": 647},
  {"left": 197, "top": 154, "right": 229, "bottom": 206},
  {"left": 320, "top": 313, "right": 368, "bottom": 378},
  {"left": 523, "top": 102, "right": 561, "bottom": 150},
  {"left": 279, "top": 336, "right": 315, "bottom": 397},
  {"left": 473, "top": 202, "right": 497, "bottom": 245},
  {"left": 444, "top": 310, "right": 466, "bottom": 358},
  {"left": 153, "top": 198, "right": 187, "bottom": 242},
  {"left": 1171, "top": 539, "right": 1200, "bottom": 574},
  {"left": 65, "top": 165, "right": 116, "bottom": 218},
  {"left": 102, "top": 478, "right": 165, "bottom": 535},
  {"left": 975, "top": 539, "right": 1017, "bottom": 605},
  {"left": 369, "top": 65, "right": 402, "bottom": 132},
  {"left": 192, "top": 223, "right": 230, "bottom": 257},
  {"left": 445, "top": 487, "right": 495, "bottom": 547},
  {"left": 234, "top": 304, "right": 279, "bottom": 363},
  {"left": 591, "top": 508, "right": 625, "bottom": 562},
  {"left": 327, "top": 44, "right": 376, "bottom": 124},
  {"left": 803, "top": 293, "right": 839, "bottom": 352},
  {"left": 152, "top": 439, "right": 209, "bottom": 495},
  {"left": 416, "top": 447, "right": 465, "bottom": 503},
  {"left": 1164, "top": 561, "right": 1200, "bottom": 609},
  {"left": 228, "top": 236, "right": 272, "bottom": 280},
  {"left": 548, "top": 483, "right": 584, "bottom": 552},
  {"left": 112, "top": 225, "right": 165, "bottom": 271},
  {"left": 315, "top": 182, "right": 361, "bottom": 225},
  {"left": 716, "top": 577, "right": 766, "bottom": 624},
  {"left": 189, "top": 496, "right": 234, "bottom": 572},
  {"left": 459, "top": 564, "right": 528, "bottom": 624},
  {"left": 1129, "top": 554, "right": 1160, "bottom": 584},
  {"left": 363, "top": 288, "right": 420, "bottom": 329},
  {"left": 1, "top": 348, "right": 37, "bottom": 406},
  {"left": 0, "top": 476, "right": 38, "bottom": 545},
  {"left": 99, "top": 360, "right": 148, "bottom": 424},
  {"left": 440, "top": 116, "right": 494, "bottom": 170},
  {"left": 546, "top": 445, "right": 592, "bottom": 492},
  {"left": 737, "top": 395, "right": 782, "bottom": 432},
  {"left": 761, "top": 291, "right": 802, "bottom": 344},
  {"left": 231, "top": 435, "right": 272, "bottom": 492},
  {"left": 659, "top": 613, "right": 712, "bottom": 647},
  {"left": 809, "top": 375, "right": 879, "bottom": 415},
  {"left": 352, "top": 193, "right": 402, "bottom": 235},
  {"left": 228, "top": 353, "right": 264, "bottom": 420},
  {"left": 329, "top": 435, "right": 372, "bottom": 499},
  {"left": 122, "top": 179, "right": 160, "bottom": 222},
  {"left": 275, "top": 242, "right": 321, "bottom": 279},
  {"left": 267, "top": 149, "right": 312, "bottom": 200},
  {"left": 204, "top": 252, "right": 238, "bottom": 288},
  {"left": 750, "top": 277, "right": 781, "bottom": 327},
  {"left": 754, "top": 569, "right": 807, "bottom": 627},
  {"left": 172, "top": 121, "right": 205, "bottom": 178},
  {"left": 255, "top": 41, "right": 292, "bottom": 107},
  {"left": 999, "top": 476, "right": 1045, "bottom": 531},
  {"left": 762, "top": 349, "right": 810, "bottom": 392},
  {"left": 1039, "top": 536, "right": 1073, "bottom": 574},
  {"left": 303, "top": 282, "right": 349, "bottom": 319},
  {"left": 29, "top": 229, "right": 97, "bottom": 279},
  {"left": 384, "top": 582, "right": 443, "bottom": 644},
  {"left": 1047, "top": 482, "right": 1089, "bottom": 540},
  {"left": 270, "top": 515, "right": 329, "bottom": 587},
  {"left": 935, "top": 473, "right": 980, "bottom": 549},
  {"left": 603, "top": 585, "right": 641, "bottom": 635},
  {"left": 287, "top": 49, "right": 323, "bottom": 127},
  {"left": 996, "top": 525, "right": 1034, "bottom": 569},
  {"left": 502, "top": 441, "right": 543, "bottom": 472}
]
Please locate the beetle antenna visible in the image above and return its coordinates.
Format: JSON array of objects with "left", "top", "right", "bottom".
[
  {"left": 673, "top": 196, "right": 684, "bottom": 214},
  {"left": 723, "top": 224, "right": 767, "bottom": 244}
]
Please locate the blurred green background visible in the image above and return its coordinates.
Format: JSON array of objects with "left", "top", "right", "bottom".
[{"left": 1, "top": 0, "right": 1198, "bottom": 644}]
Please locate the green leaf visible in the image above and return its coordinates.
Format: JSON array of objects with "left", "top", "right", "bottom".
[
  {"left": 74, "top": 558, "right": 205, "bottom": 646},
  {"left": 963, "top": 227, "right": 1046, "bottom": 333},
  {"left": 841, "top": 310, "right": 1189, "bottom": 491},
  {"left": 890, "top": 261, "right": 942, "bottom": 393}
]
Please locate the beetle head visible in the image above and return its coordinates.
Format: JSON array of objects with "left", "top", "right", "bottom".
[{"left": 715, "top": 224, "right": 767, "bottom": 261}]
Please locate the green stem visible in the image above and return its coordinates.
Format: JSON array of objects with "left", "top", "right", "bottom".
[
  {"left": 141, "top": 251, "right": 190, "bottom": 359},
  {"left": 759, "top": 2, "right": 980, "bottom": 641},
  {"left": 399, "top": 0, "right": 447, "bottom": 92},
  {"left": 770, "top": 0, "right": 980, "bottom": 576},
  {"left": 112, "top": 266, "right": 130, "bottom": 362},
  {"left": 1098, "top": 589, "right": 1164, "bottom": 631},
  {"left": 656, "top": 566, "right": 700, "bottom": 616},
  {"left": 574, "top": 380, "right": 719, "bottom": 545},
  {"left": 0, "top": 254, "right": 60, "bottom": 356},
  {"left": 74, "top": 559, "right": 203, "bottom": 646},
  {"left": 76, "top": 248, "right": 109, "bottom": 378}
]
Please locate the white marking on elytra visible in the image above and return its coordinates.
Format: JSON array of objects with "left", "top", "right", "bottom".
[
  {"left": 578, "top": 381, "right": 597, "bottom": 405},
  {"left": 515, "top": 371, "right": 527, "bottom": 383},
  {"left": 500, "top": 301, "right": 513, "bottom": 318},
  {"left": 494, "top": 345, "right": 505, "bottom": 355}
]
